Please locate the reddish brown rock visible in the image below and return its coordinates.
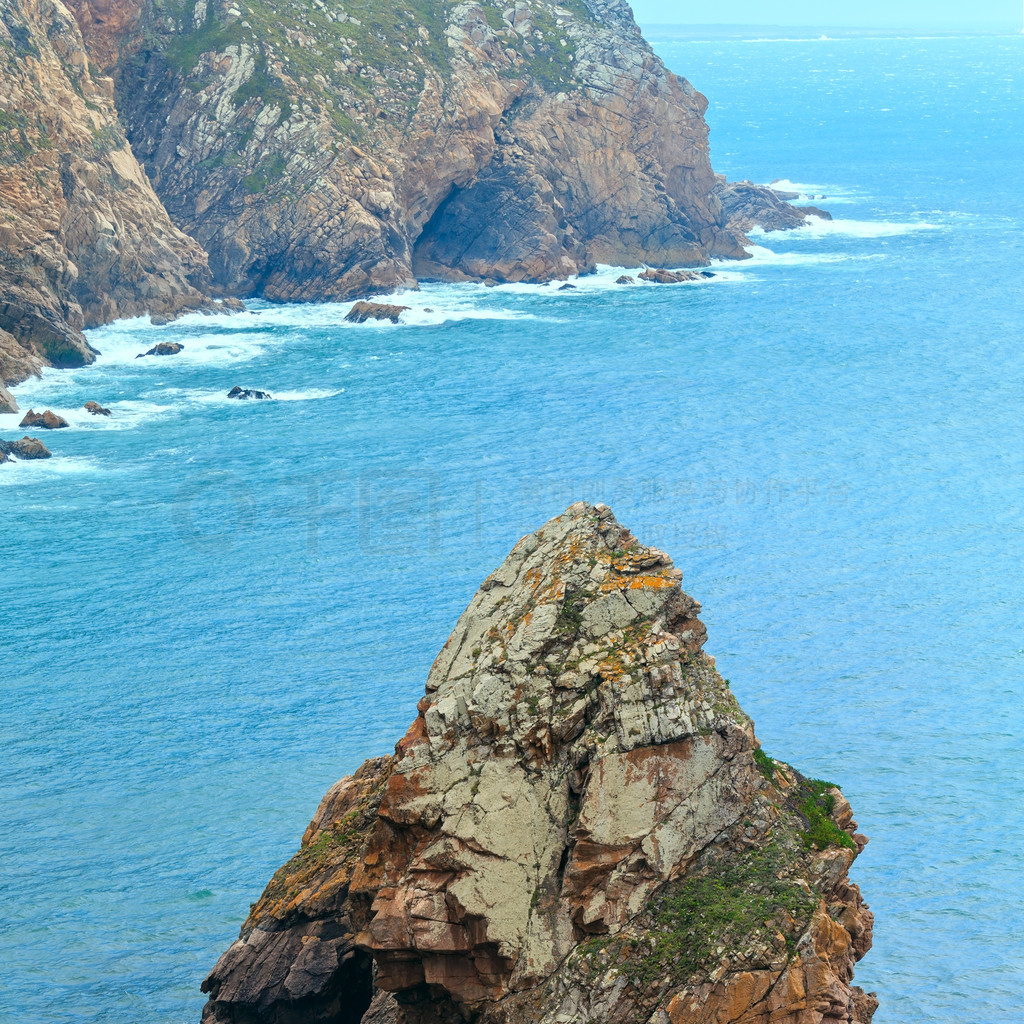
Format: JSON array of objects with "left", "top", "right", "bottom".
[
  {"left": 136, "top": 342, "right": 184, "bottom": 358},
  {"left": 200, "top": 504, "right": 875, "bottom": 1024},
  {"left": 344, "top": 302, "right": 410, "bottom": 325},
  {"left": 84, "top": 401, "right": 111, "bottom": 416},
  {"left": 0, "top": 435, "right": 52, "bottom": 459},
  {"left": 19, "top": 409, "right": 69, "bottom": 429},
  {"left": 639, "top": 267, "right": 705, "bottom": 283}
]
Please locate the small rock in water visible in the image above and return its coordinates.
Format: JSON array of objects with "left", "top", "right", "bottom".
[
  {"left": 219, "top": 297, "right": 246, "bottom": 312},
  {"left": 638, "top": 267, "right": 703, "bottom": 284},
  {"left": 0, "top": 436, "right": 52, "bottom": 459},
  {"left": 227, "top": 386, "right": 273, "bottom": 400},
  {"left": 137, "top": 342, "right": 184, "bottom": 358},
  {"left": 344, "top": 300, "right": 410, "bottom": 324},
  {"left": 19, "top": 408, "right": 68, "bottom": 429},
  {"left": 84, "top": 401, "right": 112, "bottom": 416},
  {"left": 615, "top": 275, "right": 635, "bottom": 284},
  {"left": 558, "top": 282, "right": 577, "bottom": 291}
]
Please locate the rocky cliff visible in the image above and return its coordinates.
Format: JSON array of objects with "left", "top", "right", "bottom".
[
  {"left": 200, "top": 503, "right": 876, "bottom": 1024},
  {"left": 86, "top": 0, "right": 801, "bottom": 300},
  {"left": 0, "top": 0, "right": 820, "bottom": 385},
  {"left": 0, "top": 0, "right": 212, "bottom": 384}
]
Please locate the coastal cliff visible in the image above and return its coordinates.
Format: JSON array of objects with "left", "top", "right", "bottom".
[
  {"left": 0, "top": 0, "right": 820, "bottom": 385},
  {"left": 87, "top": 0, "right": 780, "bottom": 299},
  {"left": 200, "top": 503, "right": 876, "bottom": 1024},
  {"left": 0, "top": 0, "right": 212, "bottom": 384}
]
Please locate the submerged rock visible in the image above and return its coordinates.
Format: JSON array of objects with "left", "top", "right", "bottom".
[
  {"left": 19, "top": 409, "right": 68, "bottom": 430},
  {"left": 345, "top": 301, "right": 410, "bottom": 324},
  {"left": 639, "top": 267, "right": 705, "bottom": 284},
  {"left": 84, "top": 401, "right": 112, "bottom": 417},
  {"left": 558, "top": 283, "right": 577, "bottom": 291},
  {"left": 227, "top": 386, "right": 272, "bottom": 401},
  {"left": 136, "top": 342, "right": 184, "bottom": 358},
  {"left": 0, "top": 436, "right": 52, "bottom": 459},
  {"left": 200, "top": 503, "right": 875, "bottom": 1024},
  {"left": 615, "top": 275, "right": 636, "bottom": 285}
]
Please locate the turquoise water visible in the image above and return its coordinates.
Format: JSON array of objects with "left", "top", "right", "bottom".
[{"left": 3, "top": 34, "right": 1023, "bottom": 1023}]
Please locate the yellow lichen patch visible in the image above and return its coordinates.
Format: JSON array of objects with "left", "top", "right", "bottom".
[
  {"left": 600, "top": 573, "right": 675, "bottom": 593},
  {"left": 524, "top": 566, "right": 544, "bottom": 587}
]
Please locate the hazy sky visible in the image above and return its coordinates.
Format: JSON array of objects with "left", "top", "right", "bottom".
[{"left": 628, "top": 0, "right": 1021, "bottom": 31}]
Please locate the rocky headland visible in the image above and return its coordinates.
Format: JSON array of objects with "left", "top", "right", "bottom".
[
  {"left": 0, "top": 0, "right": 822, "bottom": 387},
  {"left": 200, "top": 503, "right": 875, "bottom": 1024}
]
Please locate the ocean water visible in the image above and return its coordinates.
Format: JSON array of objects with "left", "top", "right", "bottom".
[{"left": 3, "top": 33, "right": 1023, "bottom": 1024}]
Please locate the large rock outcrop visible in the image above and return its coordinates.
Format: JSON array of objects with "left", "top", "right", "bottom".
[
  {"left": 200, "top": 503, "right": 875, "bottom": 1024},
  {"left": 0, "top": 0, "right": 212, "bottom": 384},
  {"left": 83, "top": 0, "right": 814, "bottom": 301}
]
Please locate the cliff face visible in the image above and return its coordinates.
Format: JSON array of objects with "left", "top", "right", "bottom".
[
  {"left": 91, "top": 0, "right": 760, "bottom": 301},
  {"left": 0, "top": 0, "right": 212, "bottom": 384},
  {"left": 200, "top": 503, "right": 876, "bottom": 1024}
]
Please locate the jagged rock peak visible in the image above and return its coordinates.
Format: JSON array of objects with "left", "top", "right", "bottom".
[{"left": 201, "top": 503, "right": 876, "bottom": 1024}]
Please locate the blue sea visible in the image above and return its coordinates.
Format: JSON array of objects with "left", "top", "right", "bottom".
[{"left": 3, "top": 32, "right": 1023, "bottom": 1024}]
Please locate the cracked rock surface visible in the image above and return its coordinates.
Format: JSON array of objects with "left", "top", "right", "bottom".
[{"left": 201, "top": 503, "right": 875, "bottom": 1024}]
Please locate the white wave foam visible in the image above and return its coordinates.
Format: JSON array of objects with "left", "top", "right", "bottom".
[
  {"left": 0, "top": 455, "right": 101, "bottom": 485},
  {"left": 728, "top": 245, "right": 887, "bottom": 268},
  {"left": 274, "top": 388, "right": 343, "bottom": 401},
  {"left": 765, "top": 179, "right": 860, "bottom": 204},
  {"left": 760, "top": 215, "right": 944, "bottom": 238}
]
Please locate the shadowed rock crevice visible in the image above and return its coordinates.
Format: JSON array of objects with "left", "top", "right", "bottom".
[{"left": 200, "top": 503, "right": 875, "bottom": 1024}]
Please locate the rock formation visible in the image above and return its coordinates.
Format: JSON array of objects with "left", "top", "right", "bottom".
[
  {"left": 84, "top": 400, "right": 112, "bottom": 415},
  {"left": 0, "top": 435, "right": 52, "bottom": 458},
  {"left": 0, "top": 0, "right": 213, "bottom": 385},
  {"left": 227, "top": 385, "right": 272, "bottom": 400},
  {"left": 345, "top": 301, "right": 411, "bottom": 325},
  {"left": 715, "top": 180, "right": 832, "bottom": 234},
  {"left": 638, "top": 268, "right": 713, "bottom": 284},
  {"left": 19, "top": 408, "right": 69, "bottom": 429},
  {"left": 137, "top": 341, "right": 184, "bottom": 357},
  {"left": 200, "top": 503, "right": 875, "bottom": 1024}
]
